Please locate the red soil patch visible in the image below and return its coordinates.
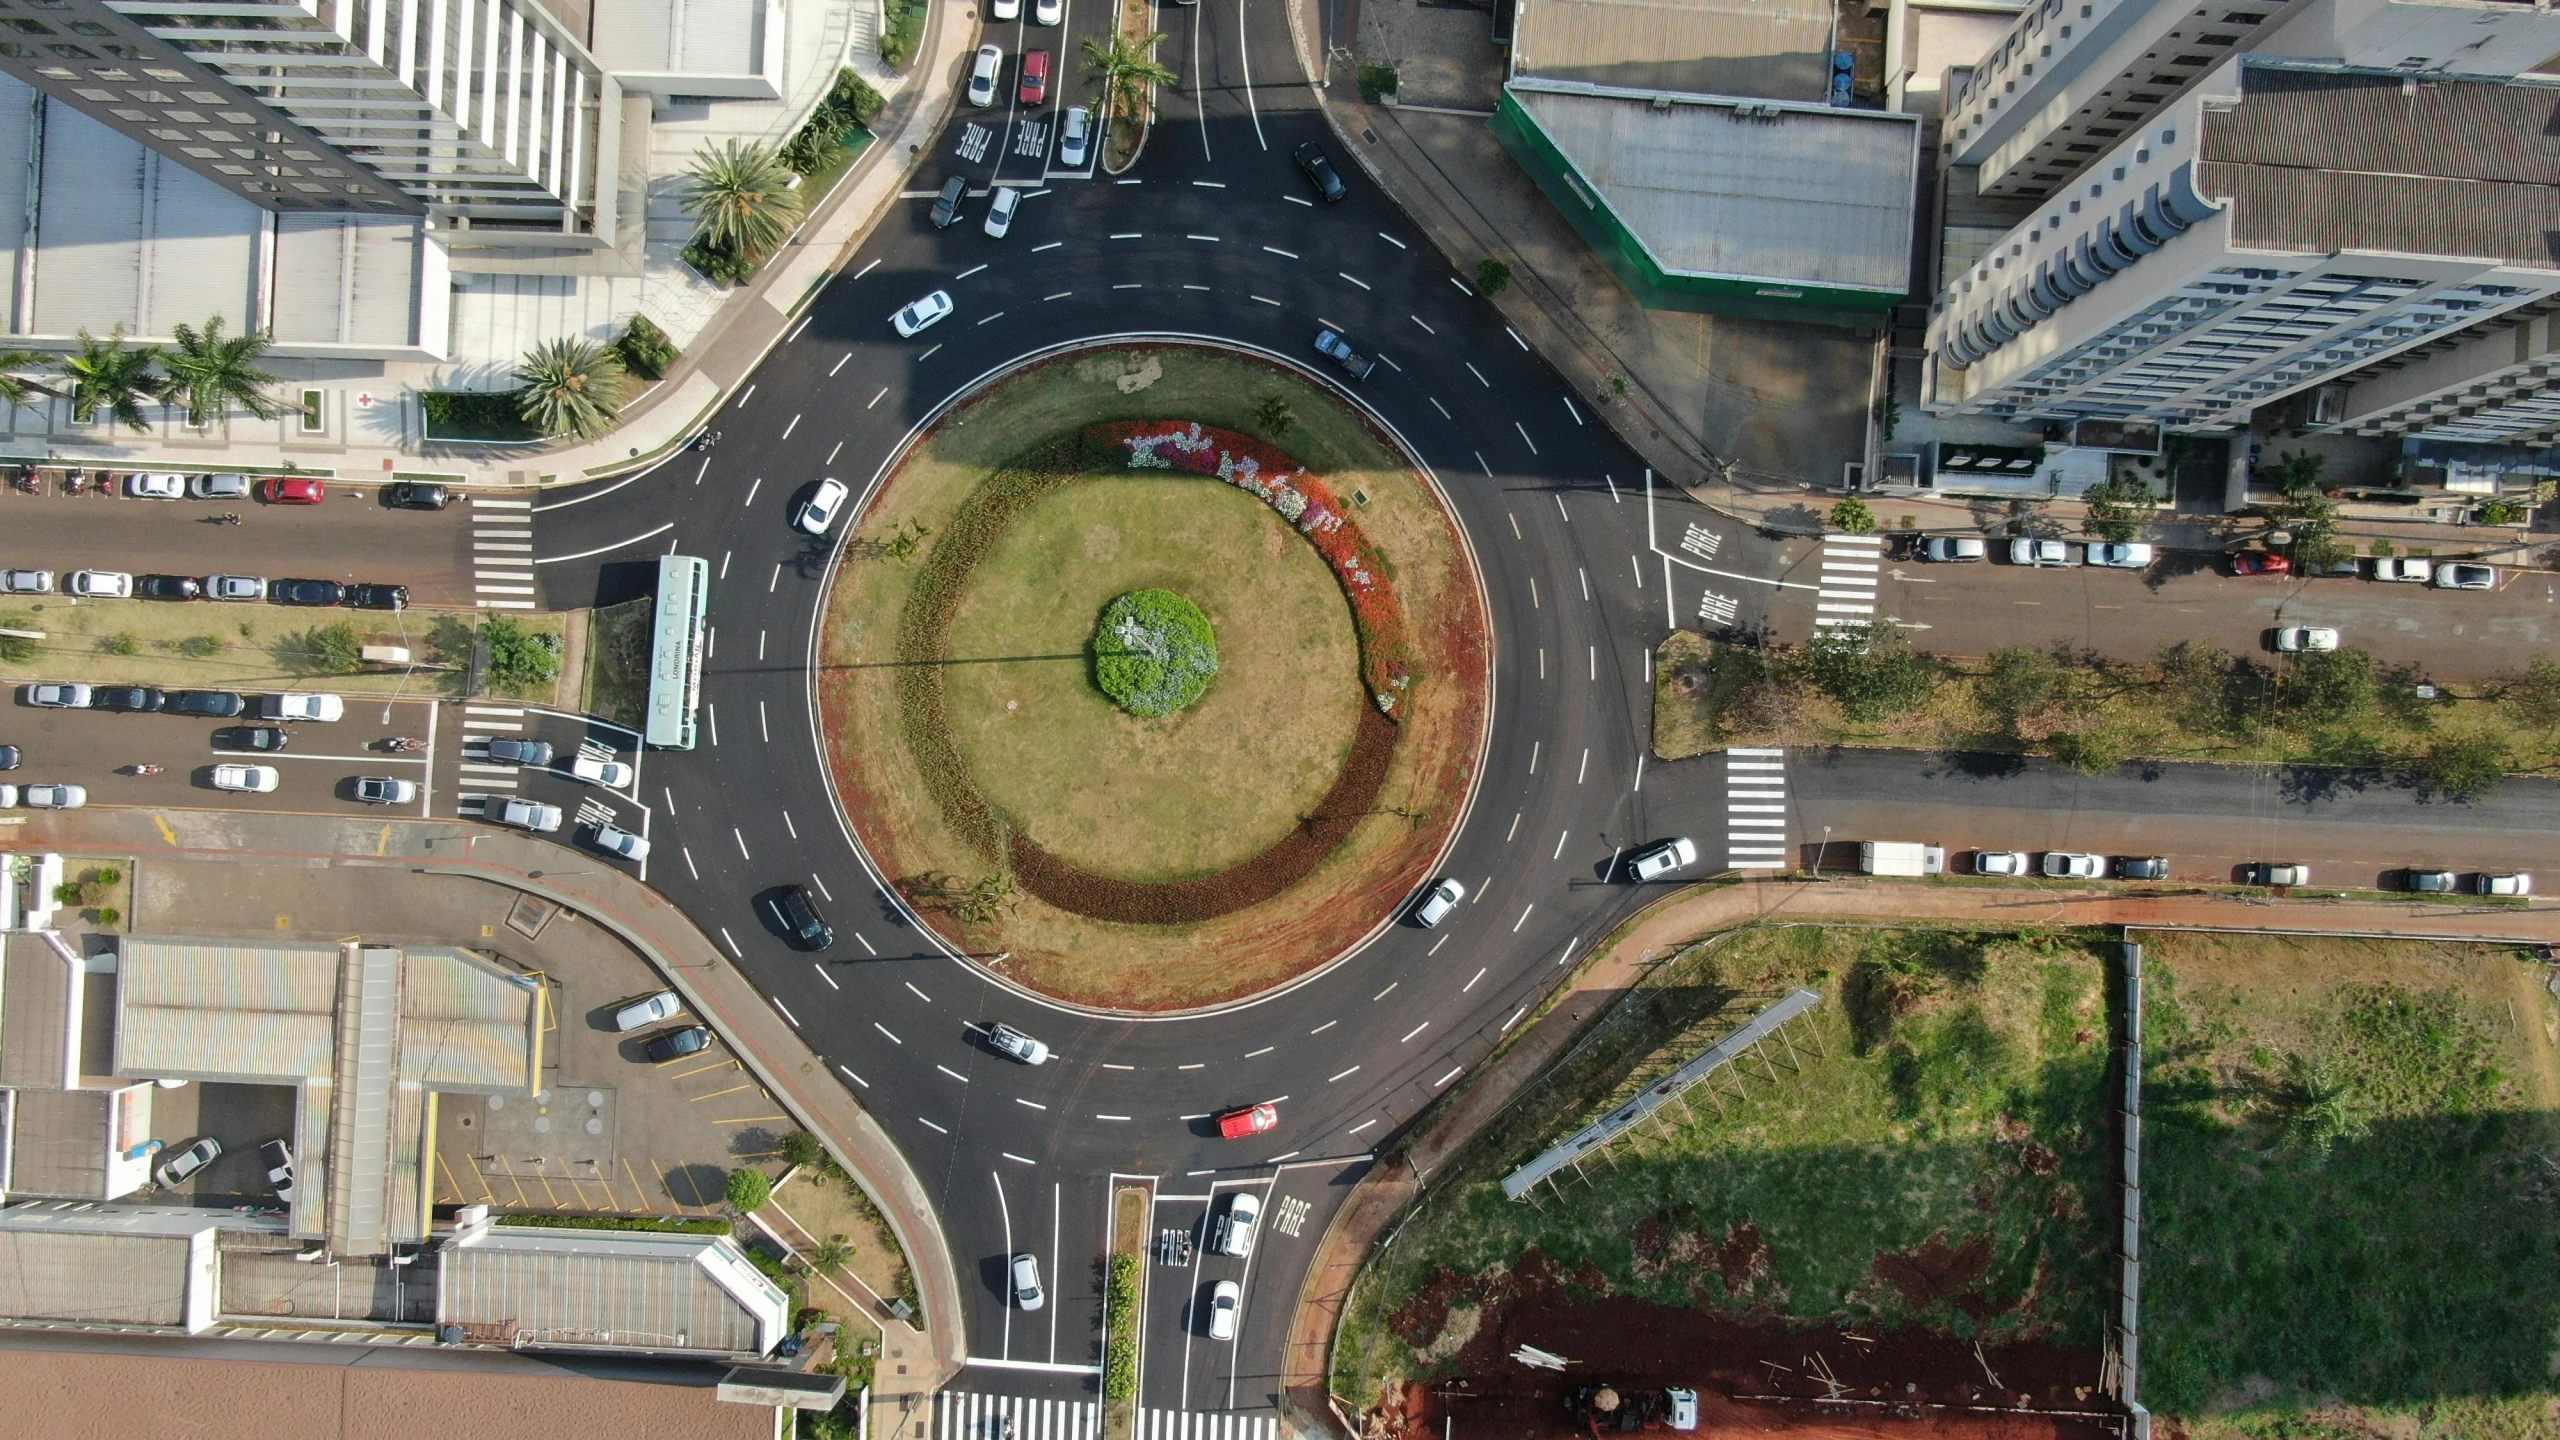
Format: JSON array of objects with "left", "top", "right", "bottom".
[
  {"left": 1378, "top": 1251, "right": 2112, "bottom": 1440},
  {"left": 1874, "top": 1233, "right": 1996, "bottom": 1310}
]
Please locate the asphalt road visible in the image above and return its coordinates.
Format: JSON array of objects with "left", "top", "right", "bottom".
[{"left": 501, "top": 3, "right": 2560, "bottom": 1423}]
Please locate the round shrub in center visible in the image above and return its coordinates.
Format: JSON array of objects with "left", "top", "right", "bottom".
[{"left": 1092, "top": 588, "right": 1220, "bottom": 717}]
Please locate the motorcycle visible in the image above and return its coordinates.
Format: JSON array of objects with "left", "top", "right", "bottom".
[
  {"left": 383, "top": 736, "right": 428, "bottom": 753},
  {"left": 690, "top": 429, "right": 722, "bottom": 453},
  {"left": 61, "top": 470, "right": 84, "bottom": 495},
  {"left": 127, "top": 764, "right": 164, "bottom": 776},
  {"left": 204, "top": 512, "right": 243, "bottom": 525},
  {"left": 10, "top": 470, "right": 36, "bottom": 495}
]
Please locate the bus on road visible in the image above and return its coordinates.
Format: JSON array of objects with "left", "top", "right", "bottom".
[{"left": 645, "top": 553, "right": 709, "bottom": 749}]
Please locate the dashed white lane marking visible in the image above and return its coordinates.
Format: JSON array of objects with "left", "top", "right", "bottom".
[{"left": 1725, "top": 747, "right": 1788, "bottom": 870}]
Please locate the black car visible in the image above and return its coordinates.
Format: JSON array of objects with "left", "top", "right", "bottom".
[
  {"left": 347, "top": 583, "right": 408, "bottom": 610},
  {"left": 92, "top": 686, "right": 167, "bottom": 714},
  {"left": 1293, "top": 141, "right": 1346, "bottom": 203},
  {"left": 485, "top": 737, "right": 553, "bottom": 767},
  {"left": 213, "top": 725, "right": 291, "bottom": 752},
  {"left": 385, "top": 481, "right": 452, "bottom": 510},
  {"left": 2115, "top": 856, "right": 2170, "bottom": 881},
  {"left": 643, "top": 1024, "right": 714, "bottom": 1062},
  {"left": 0, "top": 744, "right": 18, "bottom": 770},
  {"left": 271, "top": 578, "right": 345, "bottom": 606},
  {"left": 168, "top": 690, "right": 246, "bottom": 718},
  {"left": 135, "top": 574, "right": 202, "bottom": 601},
  {"left": 774, "top": 884, "right": 836, "bottom": 950},
  {"left": 929, "top": 173, "right": 967, "bottom": 229}
]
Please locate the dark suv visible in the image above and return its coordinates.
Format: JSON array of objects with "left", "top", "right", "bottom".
[
  {"left": 929, "top": 174, "right": 967, "bottom": 229},
  {"left": 774, "top": 884, "right": 836, "bottom": 950},
  {"left": 643, "top": 1024, "right": 713, "bottom": 1062},
  {"left": 169, "top": 690, "right": 246, "bottom": 718},
  {"left": 92, "top": 686, "right": 168, "bottom": 713},
  {"left": 385, "top": 481, "right": 452, "bottom": 510},
  {"left": 1293, "top": 141, "right": 1346, "bottom": 202},
  {"left": 485, "top": 737, "right": 553, "bottom": 767},
  {"left": 346, "top": 583, "right": 408, "bottom": 610}
]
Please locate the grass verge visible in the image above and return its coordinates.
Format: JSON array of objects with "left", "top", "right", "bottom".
[
  {"left": 2139, "top": 932, "right": 2560, "bottom": 1435},
  {"left": 0, "top": 600, "right": 562, "bottom": 703},
  {"left": 1336, "top": 924, "right": 2115, "bottom": 1405}
]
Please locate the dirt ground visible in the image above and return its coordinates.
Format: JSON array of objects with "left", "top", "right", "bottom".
[{"left": 1377, "top": 1251, "right": 2114, "bottom": 1440}]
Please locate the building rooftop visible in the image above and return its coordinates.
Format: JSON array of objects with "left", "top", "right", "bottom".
[
  {"left": 1508, "top": 83, "right": 1919, "bottom": 294},
  {"left": 438, "top": 1225, "right": 788, "bottom": 1359},
  {"left": 2199, "top": 66, "right": 2560, "bottom": 270},
  {"left": 1510, "top": 0, "right": 1836, "bottom": 101},
  {"left": 0, "top": 1205, "right": 218, "bottom": 1329}
]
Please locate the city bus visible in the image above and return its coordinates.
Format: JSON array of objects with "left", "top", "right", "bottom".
[{"left": 644, "top": 553, "right": 709, "bottom": 749}]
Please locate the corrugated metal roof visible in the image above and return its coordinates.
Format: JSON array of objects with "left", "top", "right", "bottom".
[
  {"left": 2, "top": 1089, "right": 112, "bottom": 1199},
  {"left": 2199, "top": 67, "right": 2560, "bottom": 268},
  {"left": 591, "top": 0, "right": 763, "bottom": 75},
  {"left": 116, "top": 940, "right": 342, "bottom": 1085},
  {"left": 400, "top": 948, "right": 540, "bottom": 1093},
  {"left": 328, "top": 946, "right": 401, "bottom": 1258},
  {"left": 1512, "top": 0, "right": 1832, "bottom": 103},
  {"left": 0, "top": 1228, "right": 191, "bottom": 1327},
  {"left": 1513, "top": 84, "right": 1916, "bottom": 292},
  {"left": 439, "top": 1229, "right": 779, "bottom": 1356},
  {"left": 1, "top": 936, "right": 74, "bottom": 1091}
]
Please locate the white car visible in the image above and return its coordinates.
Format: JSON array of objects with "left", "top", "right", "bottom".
[
  {"left": 2274, "top": 626, "right": 2340, "bottom": 653},
  {"left": 1975, "top": 850, "right": 2030, "bottom": 876},
  {"left": 190, "top": 472, "right": 253, "bottom": 500},
  {"left": 2479, "top": 872, "right": 2534, "bottom": 897},
  {"left": 1058, "top": 106, "right": 1091, "bottom": 167},
  {"left": 261, "top": 1139, "right": 296, "bottom": 1203},
  {"left": 2007, "top": 538, "right": 2080, "bottom": 568},
  {"left": 795, "top": 477, "right": 850, "bottom": 536},
  {"left": 21, "top": 784, "right": 85, "bottom": 808},
  {"left": 1204, "top": 1279, "right": 1241, "bottom": 1341},
  {"left": 22, "top": 682, "right": 91, "bottom": 708},
  {"left": 355, "top": 776, "right": 417, "bottom": 804},
  {"left": 2041, "top": 851, "right": 2104, "bottom": 879},
  {"left": 2256, "top": 862, "right": 2311, "bottom": 887},
  {"left": 2434, "top": 562, "right": 2497, "bottom": 591},
  {"left": 497, "top": 797, "right": 563, "bottom": 832},
  {"left": 1011, "top": 1252, "right": 1044, "bottom": 1312},
  {"left": 1918, "top": 536, "right": 1985, "bottom": 562},
  {"left": 989, "top": 1022, "right": 1050, "bottom": 1065},
  {"left": 1034, "top": 0, "right": 1061, "bottom": 21},
  {"left": 892, "top": 290, "right": 954, "bottom": 337},
  {"left": 991, "top": 0, "right": 1018, "bottom": 17},
  {"left": 125, "top": 472, "right": 185, "bottom": 500},
  {"left": 984, "top": 185, "right": 1021, "bottom": 239},
  {"left": 68, "top": 569, "right": 133, "bottom": 598},
  {"left": 1213, "top": 1190, "right": 1261, "bottom": 1258},
  {"left": 266, "top": 692, "right": 344, "bottom": 722},
  {"left": 967, "top": 44, "right": 1002, "bottom": 106},
  {"left": 591, "top": 823, "right": 651, "bottom": 860},
  {"left": 1666, "top": 1390, "right": 1698, "bottom": 1432},
  {"left": 0, "top": 567, "right": 52, "bottom": 594},
  {"left": 154, "top": 1137, "right": 221, "bottom": 1189},
  {"left": 2371, "top": 556, "right": 2430, "bottom": 582},
  {"left": 2086, "top": 543, "right": 2154, "bottom": 568},
  {"left": 1627, "top": 837, "right": 1699, "bottom": 882},
  {"left": 206, "top": 574, "right": 266, "bottom": 601},
  {"left": 570, "top": 754, "right": 635, "bottom": 788},
  {"left": 0, "top": 784, "right": 14, "bottom": 807},
  {"left": 213, "top": 763, "right": 280, "bottom": 792},
  {"left": 614, "top": 990, "right": 684, "bottom": 1031},
  {"left": 1411, "top": 876, "right": 1465, "bottom": 927}
]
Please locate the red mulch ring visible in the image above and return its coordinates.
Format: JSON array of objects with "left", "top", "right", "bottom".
[
  {"left": 1377, "top": 1250, "right": 2115, "bottom": 1440},
  {"left": 1008, "top": 701, "right": 1398, "bottom": 923}
]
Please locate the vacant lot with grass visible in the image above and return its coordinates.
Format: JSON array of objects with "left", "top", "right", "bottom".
[
  {"left": 1337, "top": 925, "right": 2116, "bottom": 1409},
  {"left": 818, "top": 344, "right": 1488, "bottom": 1010},
  {"left": 2140, "top": 932, "right": 2560, "bottom": 1439},
  {"left": 944, "top": 474, "right": 1361, "bottom": 881}
]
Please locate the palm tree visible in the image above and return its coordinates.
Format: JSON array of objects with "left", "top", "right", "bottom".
[
  {"left": 681, "top": 139, "right": 804, "bottom": 261},
  {"left": 0, "top": 349, "right": 54, "bottom": 410},
  {"left": 1080, "top": 34, "right": 1178, "bottom": 125},
  {"left": 58, "top": 328, "right": 164, "bottom": 432},
  {"left": 514, "top": 337, "right": 626, "bottom": 440},
  {"left": 162, "top": 315, "right": 283, "bottom": 428}
]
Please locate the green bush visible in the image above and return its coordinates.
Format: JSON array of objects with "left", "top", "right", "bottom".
[
  {"left": 879, "top": 1, "right": 925, "bottom": 69},
  {"left": 175, "top": 633, "right": 225, "bottom": 658},
  {"left": 1794, "top": 622, "right": 1941, "bottom": 722},
  {"left": 683, "top": 238, "right": 759, "bottom": 287},
  {"left": 301, "top": 621, "right": 365, "bottom": 675},
  {"left": 780, "top": 1129, "right": 828, "bottom": 1171},
  {"left": 420, "top": 388, "right": 539, "bottom": 441},
  {"left": 481, "top": 616, "right": 562, "bottom": 693},
  {"left": 614, "top": 314, "right": 680, "bottom": 381},
  {"left": 1090, "top": 588, "right": 1220, "bottom": 717},
  {"left": 1475, "top": 257, "right": 1512, "bottom": 295},
  {"left": 783, "top": 68, "right": 885, "bottom": 174},
  {"left": 1103, "top": 1251, "right": 1141, "bottom": 1401},
  {"left": 1356, "top": 61, "right": 1397, "bottom": 101},
  {"left": 726, "top": 1166, "right": 774, "bottom": 1214},
  {"left": 96, "top": 907, "right": 120, "bottom": 927},
  {"left": 98, "top": 632, "right": 140, "bottom": 657},
  {"left": 0, "top": 609, "right": 32, "bottom": 664},
  {"left": 1828, "top": 497, "right": 1877, "bottom": 534}
]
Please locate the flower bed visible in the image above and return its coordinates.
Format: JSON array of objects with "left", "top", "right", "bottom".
[
  {"left": 1093, "top": 420, "right": 1416, "bottom": 717},
  {"left": 1093, "top": 588, "right": 1220, "bottom": 716}
]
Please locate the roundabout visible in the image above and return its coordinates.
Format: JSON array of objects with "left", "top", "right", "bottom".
[{"left": 816, "top": 342, "right": 1491, "bottom": 1010}]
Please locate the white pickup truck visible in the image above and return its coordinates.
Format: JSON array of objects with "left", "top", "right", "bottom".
[{"left": 1858, "top": 841, "right": 1946, "bottom": 876}]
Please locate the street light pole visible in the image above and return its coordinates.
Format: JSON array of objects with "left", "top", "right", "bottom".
[{"left": 1815, "top": 825, "right": 1832, "bottom": 880}]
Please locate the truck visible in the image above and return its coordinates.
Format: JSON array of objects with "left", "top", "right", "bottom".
[
  {"left": 1563, "top": 1385, "right": 1698, "bottom": 1435},
  {"left": 1858, "top": 841, "right": 1945, "bottom": 876}
]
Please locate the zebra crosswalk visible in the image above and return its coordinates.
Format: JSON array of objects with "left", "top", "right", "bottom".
[
  {"left": 1724, "top": 747, "right": 1788, "bottom": 870},
  {"left": 1812, "top": 531, "right": 1883, "bottom": 627},
  {"left": 931, "top": 1394, "right": 1282, "bottom": 1440},
  {"left": 471, "top": 495, "right": 537, "bottom": 610},
  {"left": 1138, "top": 1410, "right": 1281, "bottom": 1440},
  {"left": 457, "top": 705, "right": 527, "bottom": 794}
]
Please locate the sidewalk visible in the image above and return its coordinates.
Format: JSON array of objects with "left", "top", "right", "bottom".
[
  {"left": 1279, "top": 872, "right": 2560, "bottom": 1433},
  {"left": 36, "top": 0, "right": 975, "bottom": 495},
  {"left": 0, "top": 806, "right": 968, "bottom": 1413}
]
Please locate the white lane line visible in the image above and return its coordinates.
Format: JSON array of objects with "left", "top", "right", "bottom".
[
  {"left": 1014, "top": 1097, "right": 1047, "bottom": 1110},
  {"left": 1552, "top": 830, "right": 1569, "bottom": 860},
  {"left": 733, "top": 827, "right": 752, "bottom": 858},
  {"left": 718, "top": 927, "right": 741, "bottom": 957},
  {"left": 1400, "top": 1022, "right": 1428, "bottom": 1043},
  {"left": 1379, "top": 231, "right": 1407, "bottom": 248},
  {"left": 919, "top": 343, "right": 943, "bottom": 360},
  {"left": 1506, "top": 327, "right": 1528, "bottom": 351},
  {"left": 1339, "top": 271, "right": 1370, "bottom": 290},
  {"left": 918, "top": 1117, "right": 948, "bottom": 1134},
  {"left": 1285, "top": 194, "right": 1313, "bottom": 206},
  {"left": 774, "top": 998, "right": 800, "bottom": 1026},
  {"left": 735, "top": 384, "right": 756, "bottom": 409},
  {"left": 1451, "top": 276, "right": 1474, "bottom": 295},
  {"left": 1465, "top": 361, "right": 1489, "bottom": 386},
  {"left": 1252, "top": 295, "right": 1281, "bottom": 306},
  {"left": 1513, "top": 903, "right": 1536, "bottom": 932},
  {"left": 869, "top": 387, "right": 890, "bottom": 408},
  {"left": 1564, "top": 395, "right": 1583, "bottom": 425},
  {"left": 1032, "top": 241, "right": 1062, "bottom": 252},
  {"left": 875, "top": 1022, "right": 902, "bottom": 1044},
  {"left": 1410, "top": 315, "right": 1435, "bottom": 334},
  {"left": 956, "top": 263, "right": 988, "bottom": 279},
  {"left": 1327, "top": 1066, "right": 1360, "bottom": 1083},
  {"left": 1463, "top": 966, "right": 1486, "bottom": 991},
  {"left": 1263, "top": 246, "right": 1297, "bottom": 259},
  {"left": 1431, "top": 396, "right": 1450, "bottom": 419},
  {"left": 830, "top": 352, "right": 851, "bottom": 376},
  {"left": 976, "top": 311, "right": 1007, "bottom": 325},
  {"left": 839, "top": 1065, "right": 866, "bottom": 1086},
  {"left": 1187, "top": 233, "right": 1221, "bottom": 242},
  {"left": 781, "top": 413, "right": 800, "bottom": 439},
  {"left": 905, "top": 981, "right": 931, "bottom": 1003},
  {"left": 937, "top": 1064, "right": 969, "bottom": 1082},
  {"left": 1515, "top": 422, "right": 1537, "bottom": 455},
  {"left": 815, "top": 964, "right": 839, "bottom": 990},
  {"left": 1435, "top": 1067, "right": 1463, "bottom": 1087}
]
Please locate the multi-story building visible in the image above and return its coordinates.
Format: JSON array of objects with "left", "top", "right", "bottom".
[
  {"left": 1926, "top": 62, "right": 2560, "bottom": 428},
  {"left": 2322, "top": 301, "right": 2560, "bottom": 445},
  {"left": 0, "top": 0, "right": 622, "bottom": 251}
]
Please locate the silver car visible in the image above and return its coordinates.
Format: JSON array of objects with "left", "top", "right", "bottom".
[
  {"left": 2041, "top": 851, "right": 2104, "bottom": 879},
  {"left": 1058, "top": 106, "right": 1091, "bottom": 166},
  {"left": 0, "top": 567, "right": 51, "bottom": 594},
  {"left": 2007, "top": 538, "right": 2081, "bottom": 567},
  {"left": 190, "top": 472, "right": 253, "bottom": 500},
  {"left": 2434, "top": 562, "right": 2496, "bottom": 590},
  {"left": 590, "top": 823, "right": 651, "bottom": 860},
  {"left": 1011, "top": 1252, "right": 1044, "bottom": 1311},
  {"left": 497, "top": 797, "right": 563, "bottom": 832},
  {"left": 21, "top": 784, "right": 85, "bottom": 808},
  {"left": 1918, "top": 536, "right": 1985, "bottom": 562},
  {"left": 966, "top": 44, "right": 1002, "bottom": 106},
  {"left": 614, "top": 989, "right": 683, "bottom": 1031},
  {"left": 1411, "top": 876, "right": 1466, "bottom": 927},
  {"left": 22, "top": 682, "right": 91, "bottom": 708},
  {"left": 989, "top": 1022, "right": 1050, "bottom": 1065},
  {"left": 206, "top": 573, "right": 267, "bottom": 601},
  {"left": 2086, "top": 543, "right": 2154, "bottom": 569}
]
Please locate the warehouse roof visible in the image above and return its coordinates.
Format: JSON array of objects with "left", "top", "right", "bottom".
[
  {"left": 1508, "top": 82, "right": 1918, "bottom": 294},
  {"left": 439, "top": 1226, "right": 788, "bottom": 1359},
  {"left": 1510, "top": 0, "right": 1835, "bottom": 103},
  {"left": 2199, "top": 66, "right": 2560, "bottom": 270}
]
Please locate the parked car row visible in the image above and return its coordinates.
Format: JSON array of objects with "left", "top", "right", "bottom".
[
  {"left": 0, "top": 782, "right": 86, "bottom": 808},
  {"left": 1973, "top": 850, "right": 2169, "bottom": 879},
  {"left": 1905, "top": 536, "right": 2502, "bottom": 590},
  {"left": 19, "top": 683, "right": 345, "bottom": 721},
  {"left": 0, "top": 567, "right": 405, "bottom": 608}
]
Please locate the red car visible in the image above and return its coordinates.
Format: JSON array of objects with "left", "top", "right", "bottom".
[
  {"left": 1215, "top": 1103, "right": 1278, "bottom": 1140},
  {"left": 1019, "top": 48, "right": 1049, "bottom": 105},
  {"left": 2228, "top": 551, "right": 2291, "bottom": 576},
  {"left": 263, "top": 476, "right": 326, "bottom": 505}
]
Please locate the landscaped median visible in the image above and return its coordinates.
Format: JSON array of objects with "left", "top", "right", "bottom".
[
  {"left": 0, "top": 601, "right": 574, "bottom": 706},
  {"left": 1105, "top": 1179, "right": 1151, "bottom": 1440}
]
